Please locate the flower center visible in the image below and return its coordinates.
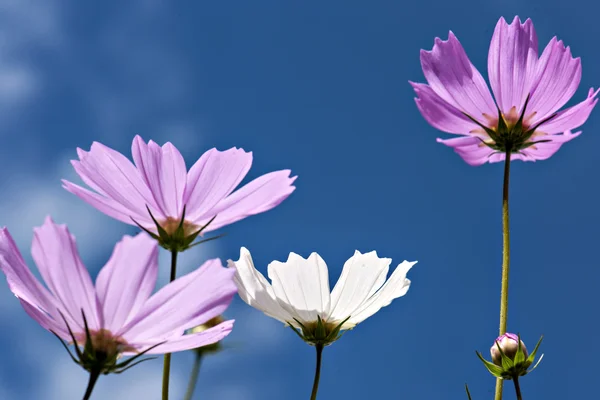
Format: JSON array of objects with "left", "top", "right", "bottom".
[
  {"left": 465, "top": 95, "right": 556, "bottom": 154},
  {"left": 289, "top": 315, "right": 351, "bottom": 347},
  {"left": 160, "top": 217, "right": 200, "bottom": 236},
  {"left": 73, "top": 329, "right": 136, "bottom": 360}
]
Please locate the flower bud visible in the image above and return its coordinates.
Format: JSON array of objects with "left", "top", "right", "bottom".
[
  {"left": 477, "top": 333, "right": 543, "bottom": 380},
  {"left": 490, "top": 333, "right": 528, "bottom": 366}
]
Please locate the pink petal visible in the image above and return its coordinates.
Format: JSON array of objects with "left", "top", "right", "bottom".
[
  {"left": 0, "top": 228, "right": 61, "bottom": 323},
  {"left": 420, "top": 32, "right": 497, "bottom": 125},
  {"left": 131, "top": 136, "right": 187, "bottom": 218},
  {"left": 487, "top": 17, "right": 538, "bottom": 115},
  {"left": 119, "top": 259, "right": 236, "bottom": 342},
  {"left": 520, "top": 130, "right": 582, "bottom": 160},
  {"left": 411, "top": 82, "right": 479, "bottom": 134},
  {"left": 65, "top": 142, "right": 163, "bottom": 221},
  {"left": 184, "top": 148, "right": 253, "bottom": 220},
  {"left": 135, "top": 320, "right": 234, "bottom": 354},
  {"left": 487, "top": 152, "right": 532, "bottom": 163},
  {"left": 537, "top": 87, "right": 599, "bottom": 134},
  {"left": 436, "top": 136, "right": 496, "bottom": 166},
  {"left": 465, "top": 131, "right": 580, "bottom": 163},
  {"left": 62, "top": 181, "right": 152, "bottom": 226},
  {"left": 31, "top": 217, "right": 102, "bottom": 331},
  {"left": 95, "top": 233, "right": 159, "bottom": 332},
  {"left": 192, "top": 170, "right": 297, "bottom": 232},
  {"left": 528, "top": 37, "right": 582, "bottom": 123},
  {"left": 20, "top": 299, "right": 70, "bottom": 340}
]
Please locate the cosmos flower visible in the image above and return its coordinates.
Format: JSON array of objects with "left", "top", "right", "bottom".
[
  {"left": 411, "top": 16, "right": 598, "bottom": 165},
  {"left": 62, "top": 135, "right": 296, "bottom": 250},
  {"left": 0, "top": 217, "right": 237, "bottom": 376},
  {"left": 229, "top": 247, "right": 416, "bottom": 346}
]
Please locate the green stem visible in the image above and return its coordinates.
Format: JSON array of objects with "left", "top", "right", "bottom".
[
  {"left": 82, "top": 369, "right": 101, "bottom": 400},
  {"left": 310, "top": 344, "right": 324, "bottom": 400},
  {"left": 162, "top": 249, "right": 179, "bottom": 400},
  {"left": 183, "top": 351, "right": 203, "bottom": 400},
  {"left": 513, "top": 377, "right": 523, "bottom": 400},
  {"left": 494, "top": 149, "right": 512, "bottom": 400}
]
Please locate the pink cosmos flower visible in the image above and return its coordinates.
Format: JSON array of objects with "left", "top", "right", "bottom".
[
  {"left": 0, "top": 217, "right": 236, "bottom": 370},
  {"left": 411, "top": 16, "right": 598, "bottom": 165},
  {"left": 62, "top": 136, "right": 296, "bottom": 243}
]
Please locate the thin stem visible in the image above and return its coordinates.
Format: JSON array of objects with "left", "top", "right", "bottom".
[
  {"left": 82, "top": 370, "right": 101, "bottom": 400},
  {"left": 169, "top": 249, "right": 178, "bottom": 281},
  {"left": 494, "top": 149, "right": 512, "bottom": 400},
  {"left": 310, "top": 344, "right": 324, "bottom": 400},
  {"left": 183, "top": 351, "right": 203, "bottom": 400},
  {"left": 513, "top": 377, "right": 523, "bottom": 400},
  {"left": 162, "top": 249, "right": 179, "bottom": 400}
]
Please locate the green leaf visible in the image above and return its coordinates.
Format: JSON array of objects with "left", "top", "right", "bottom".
[
  {"left": 462, "top": 112, "right": 499, "bottom": 142},
  {"left": 465, "top": 384, "right": 473, "bottom": 400},
  {"left": 496, "top": 342, "right": 514, "bottom": 370},
  {"left": 526, "top": 335, "right": 544, "bottom": 364},
  {"left": 287, "top": 323, "right": 305, "bottom": 341},
  {"left": 130, "top": 217, "right": 160, "bottom": 240},
  {"left": 524, "top": 114, "right": 557, "bottom": 139},
  {"left": 113, "top": 341, "right": 164, "bottom": 372},
  {"left": 81, "top": 310, "right": 95, "bottom": 357},
  {"left": 145, "top": 205, "right": 170, "bottom": 241},
  {"left": 315, "top": 316, "right": 326, "bottom": 338},
  {"left": 527, "top": 353, "right": 544, "bottom": 374},
  {"left": 186, "top": 233, "right": 227, "bottom": 249},
  {"left": 197, "top": 214, "right": 218, "bottom": 235},
  {"left": 476, "top": 351, "right": 504, "bottom": 378},
  {"left": 50, "top": 331, "right": 81, "bottom": 366},
  {"left": 326, "top": 316, "right": 350, "bottom": 341},
  {"left": 512, "top": 94, "right": 530, "bottom": 135},
  {"left": 514, "top": 334, "right": 525, "bottom": 365},
  {"left": 58, "top": 311, "right": 85, "bottom": 361}
]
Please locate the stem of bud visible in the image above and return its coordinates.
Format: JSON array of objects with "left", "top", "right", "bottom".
[
  {"left": 183, "top": 351, "right": 203, "bottom": 400},
  {"left": 513, "top": 376, "right": 523, "bottom": 400}
]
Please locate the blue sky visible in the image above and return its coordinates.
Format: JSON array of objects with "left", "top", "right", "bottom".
[{"left": 0, "top": 0, "right": 598, "bottom": 399}]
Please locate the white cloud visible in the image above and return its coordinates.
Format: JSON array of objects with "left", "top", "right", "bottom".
[
  {"left": 0, "top": 0, "right": 63, "bottom": 50},
  {"left": 0, "top": 154, "right": 124, "bottom": 260}
]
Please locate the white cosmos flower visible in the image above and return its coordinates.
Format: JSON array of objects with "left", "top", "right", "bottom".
[{"left": 228, "top": 247, "right": 416, "bottom": 345}]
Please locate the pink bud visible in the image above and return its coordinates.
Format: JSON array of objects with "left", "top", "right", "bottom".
[{"left": 490, "top": 333, "right": 528, "bottom": 366}]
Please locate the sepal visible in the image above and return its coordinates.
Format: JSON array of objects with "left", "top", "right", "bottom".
[
  {"left": 288, "top": 316, "right": 351, "bottom": 347},
  {"left": 51, "top": 310, "right": 162, "bottom": 375},
  {"left": 131, "top": 205, "right": 223, "bottom": 252}
]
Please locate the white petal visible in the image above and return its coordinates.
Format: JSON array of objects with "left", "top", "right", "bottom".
[
  {"left": 349, "top": 260, "right": 417, "bottom": 325},
  {"left": 229, "top": 247, "right": 293, "bottom": 323},
  {"left": 328, "top": 250, "right": 391, "bottom": 322},
  {"left": 267, "top": 252, "right": 331, "bottom": 323}
]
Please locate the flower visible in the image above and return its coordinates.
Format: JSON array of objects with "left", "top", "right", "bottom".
[
  {"left": 477, "top": 333, "right": 544, "bottom": 380},
  {"left": 62, "top": 136, "right": 297, "bottom": 251},
  {"left": 491, "top": 333, "right": 528, "bottom": 366},
  {"left": 229, "top": 247, "right": 416, "bottom": 346},
  {"left": 411, "top": 16, "right": 598, "bottom": 165},
  {"left": 0, "top": 217, "right": 237, "bottom": 375}
]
